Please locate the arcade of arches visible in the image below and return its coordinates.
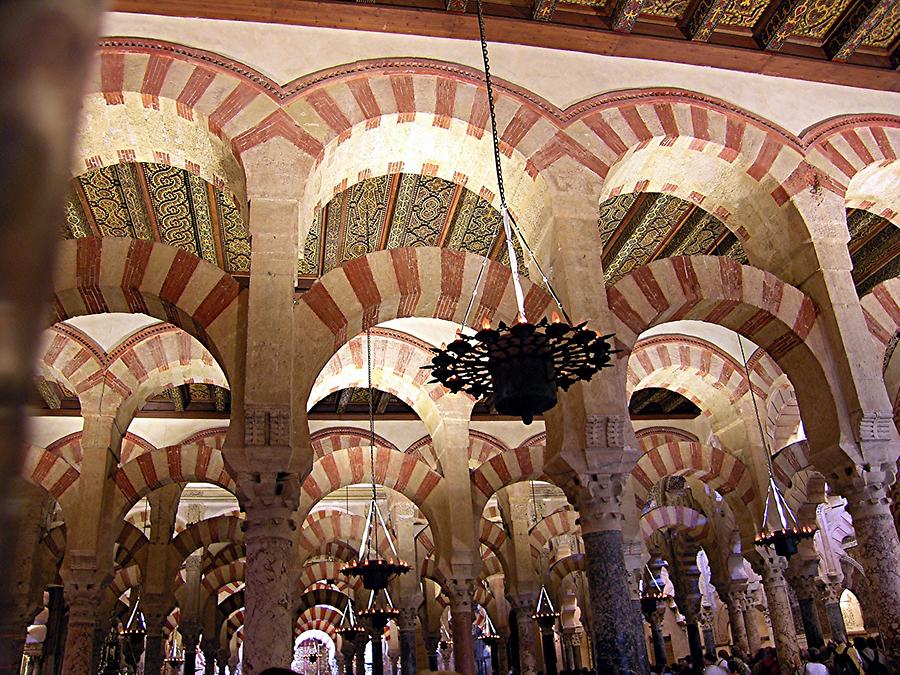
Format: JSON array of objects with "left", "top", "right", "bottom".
[{"left": 1, "top": 3, "right": 899, "bottom": 675}]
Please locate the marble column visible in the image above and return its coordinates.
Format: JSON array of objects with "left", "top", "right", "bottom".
[
  {"left": 447, "top": 579, "right": 476, "bottom": 675},
  {"left": 142, "top": 597, "right": 170, "bottom": 675},
  {"left": 398, "top": 607, "right": 418, "bottom": 675},
  {"left": 648, "top": 609, "right": 667, "bottom": 668},
  {"left": 538, "top": 623, "right": 557, "bottom": 675},
  {"left": 721, "top": 589, "right": 750, "bottom": 655},
  {"left": 790, "top": 575, "right": 824, "bottom": 649},
  {"left": 700, "top": 606, "right": 715, "bottom": 655},
  {"left": 576, "top": 470, "right": 646, "bottom": 675},
  {"left": 39, "top": 587, "right": 65, "bottom": 675},
  {"left": 216, "top": 648, "right": 230, "bottom": 675},
  {"left": 841, "top": 468, "right": 900, "bottom": 665},
  {"left": 820, "top": 580, "right": 847, "bottom": 644},
  {"left": 511, "top": 596, "right": 537, "bottom": 675},
  {"left": 340, "top": 636, "right": 356, "bottom": 675},
  {"left": 735, "top": 590, "right": 762, "bottom": 655},
  {"left": 674, "top": 589, "right": 703, "bottom": 669},
  {"left": 59, "top": 589, "right": 97, "bottom": 675},
  {"left": 240, "top": 477, "right": 298, "bottom": 675},
  {"left": 759, "top": 553, "right": 800, "bottom": 673},
  {"left": 354, "top": 634, "right": 367, "bottom": 675},
  {"left": 202, "top": 643, "right": 217, "bottom": 675}
]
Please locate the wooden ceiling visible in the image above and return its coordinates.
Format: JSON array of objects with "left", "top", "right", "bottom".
[
  {"left": 110, "top": 0, "right": 900, "bottom": 91},
  {"left": 847, "top": 208, "right": 900, "bottom": 295},
  {"left": 299, "top": 172, "right": 525, "bottom": 284},
  {"left": 63, "top": 162, "right": 251, "bottom": 277},
  {"left": 34, "top": 379, "right": 231, "bottom": 416}
]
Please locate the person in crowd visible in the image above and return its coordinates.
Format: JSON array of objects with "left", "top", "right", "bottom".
[
  {"left": 717, "top": 651, "right": 731, "bottom": 670},
  {"left": 729, "top": 649, "right": 752, "bottom": 675},
  {"left": 705, "top": 652, "right": 729, "bottom": 675},
  {"left": 833, "top": 641, "right": 863, "bottom": 675},
  {"left": 858, "top": 637, "right": 887, "bottom": 675},
  {"left": 802, "top": 649, "right": 829, "bottom": 675}
]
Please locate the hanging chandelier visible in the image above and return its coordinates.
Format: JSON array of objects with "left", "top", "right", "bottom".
[
  {"left": 531, "top": 584, "right": 560, "bottom": 630},
  {"left": 480, "top": 609, "right": 501, "bottom": 642},
  {"left": 337, "top": 596, "right": 367, "bottom": 643},
  {"left": 639, "top": 566, "right": 670, "bottom": 616},
  {"left": 358, "top": 587, "right": 401, "bottom": 630},
  {"left": 341, "top": 212, "right": 411, "bottom": 592},
  {"left": 738, "top": 334, "right": 815, "bottom": 558},
  {"left": 425, "top": 0, "right": 617, "bottom": 425}
]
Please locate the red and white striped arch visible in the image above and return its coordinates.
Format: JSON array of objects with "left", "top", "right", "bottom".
[
  {"left": 470, "top": 443, "right": 551, "bottom": 514},
  {"left": 861, "top": 277, "right": 900, "bottom": 372},
  {"left": 296, "top": 605, "right": 343, "bottom": 639},
  {"left": 112, "top": 438, "right": 235, "bottom": 518},
  {"left": 295, "top": 247, "right": 554, "bottom": 398},
  {"left": 38, "top": 321, "right": 227, "bottom": 426},
  {"left": 203, "top": 560, "right": 245, "bottom": 596},
  {"left": 530, "top": 509, "right": 580, "bottom": 553},
  {"left": 636, "top": 427, "right": 699, "bottom": 452},
  {"left": 630, "top": 441, "right": 756, "bottom": 507},
  {"left": 765, "top": 376, "right": 804, "bottom": 453},
  {"left": 115, "top": 521, "right": 150, "bottom": 571},
  {"left": 803, "top": 116, "right": 900, "bottom": 225},
  {"left": 550, "top": 552, "right": 585, "bottom": 592},
  {"left": 295, "top": 587, "right": 350, "bottom": 618},
  {"left": 107, "top": 564, "right": 142, "bottom": 603},
  {"left": 308, "top": 328, "right": 453, "bottom": 433},
  {"left": 639, "top": 505, "right": 709, "bottom": 541},
  {"left": 406, "top": 431, "right": 509, "bottom": 474},
  {"left": 53, "top": 238, "right": 245, "bottom": 380},
  {"left": 296, "top": 509, "right": 394, "bottom": 565},
  {"left": 171, "top": 515, "right": 244, "bottom": 562},
  {"left": 297, "top": 561, "right": 364, "bottom": 595},
  {"left": 20, "top": 444, "right": 80, "bottom": 502},
  {"left": 298, "top": 446, "right": 445, "bottom": 533},
  {"left": 608, "top": 255, "right": 845, "bottom": 459},
  {"left": 479, "top": 518, "right": 509, "bottom": 560},
  {"left": 310, "top": 427, "right": 400, "bottom": 462}
]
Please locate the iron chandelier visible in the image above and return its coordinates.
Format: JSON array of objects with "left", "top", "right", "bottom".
[{"left": 425, "top": 0, "right": 618, "bottom": 425}]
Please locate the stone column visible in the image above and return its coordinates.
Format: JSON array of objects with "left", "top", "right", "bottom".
[
  {"left": 397, "top": 607, "right": 418, "bottom": 675},
  {"left": 648, "top": 609, "right": 667, "bottom": 668},
  {"left": 839, "top": 465, "right": 900, "bottom": 665},
  {"left": 700, "top": 606, "right": 715, "bottom": 655},
  {"left": 239, "top": 474, "right": 299, "bottom": 675},
  {"left": 202, "top": 641, "right": 217, "bottom": 675},
  {"left": 354, "top": 634, "right": 367, "bottom": 675},
  {"left": 735, "top": 590, "right": 762, "bottom": 655},
  {"left": 538, "top": 622, "right": 558, "bottom": 675},
  {"left": 59, "top": 587, "right": 98, "bottom": 675},
  {"left": 758, "top": 553, "right": 800, "bottom": 673},
  {"left": 180, "top": 620, "right": 201, "bottom": 675},
  {"left": 447, "top": 579, "right": 476, "bottom": 675},
  {"left": 39, "top": 586, "right": 65, "bottom": 675},
  {"left": 721, "top": 589, "right": 750, "bottom": 655},
  {"left": 575, "top": 472, "right": 646, "bottom": 675},
  {"left": 510, "top": 596, "right": 537, "bottom": 675},
  {"left": 142, "top": 596, "right": 170, "bottom": 675},
  {"left": 569, "top": 631, "right": 583, "bottom": 670},
  {"left": 340, "top": 635, "right": 356, "bottom": 675},
  {"left": 820, "top": 580, "right": 847, "bottom": 644},
  {"left": 424, "top": 633, "right": 439, "bottom": 672},
  {"left": 216, "top": 648, "right": 229, "bottom": 675},
  {"left": 789, "top": 574, "right": 824, "bottom": 649}
]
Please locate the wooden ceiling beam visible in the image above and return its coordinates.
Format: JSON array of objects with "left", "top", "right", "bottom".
[
  {"left": 754, "top": 0, "right": 804, "bottom": 51},
  {"left": 682, "top": 0, "right": 729, "bottom": 42},
  {"left": 610, "top": 0, "right": 652, "bottom": 32},
  {"left": 108, "top": 0, "right": 900, "bottom": 92},
  {"left": 824, "top": 0, "right": 895, "bottom": 62},
  {"left": 532, "top": 0, "right": 558, "bottom": 22},
  {"left": 446, "top": 0, "right": 468, "bottom": 11},
  {"left": 336, "top": 388, "right": 354, "bottom": 415}
]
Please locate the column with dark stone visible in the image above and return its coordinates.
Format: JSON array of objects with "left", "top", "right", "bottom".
[
  {"left": 574, "top": 472, "right": 647, "bottom": 675},
  {"left": 820, "top": 580, "right": 847, "bottom": 644},
  {"left": 648, "top": 608, "right": 667, "bottom": 668},
  {"left": 446, "top": 579, "right": 476, "bottom": 675},
  {"left": 240, "top": 473, "right": 299, "bottom": 675},
  {"left": 671, "top": 562, "right": 703, "bottom": 670},
  {"left": 39, "top": 587, "right": 66, "bottom": 675},
  {"left": 537, "top": 621, "right": 558, "bottom": 675},
  {"left": 340, "top": 634, "right": 355, "bottom": 675},
  {"left": 202, "top": 638, "right": 217, "bottom": 675},
  {"left": 758, "top": 552, "right": 800, "bottom": 673},
  {"left": 354, "top": 633, "right": 367, "bottom": 675},
  {"left": 398, "top": 606, "right": 418, "bottom": 675},
  {"left": 424, "top": 632, "right": 440, "bottom": 672},
  {"left": 789, "top": 573, "right": 824, "bottom": 649},
  {"left": 839, "top": 465, "right": 900, "bottom": 666},
  {"left": 216, "top": 648, "right": 230, "bottom": 675},
  {"left": 700, "top": 606, "right": 716, "bottom": 655},
  {"left": 142, "top": 596, "right": 170, "bottom": 675},
  {"left": 735, "top": 589, "right": 762, "bottom": 655},
  {"left": 180, "top": 620, "right": 201, "bottom": 675}
]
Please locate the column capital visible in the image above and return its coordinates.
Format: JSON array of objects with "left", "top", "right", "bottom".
[
  {"left": 239, "top": 472, "right": 300, "bottom": 541},
  {"left": 180, "top": 619, "right": 202, "bottom": 649},
  {"left": 818, "top": 578, "right": 845, "bottom": 605},
  {"left": 445, "top": 578, "right": 475, "bottom": 612},
  {"left": 836, "top": 460, "right": 896, "bottom": 520},
  {"left": 788, "top": 571, "right": 820, "bottom": 600},
  {"left": 757, "top": 549, "right": 789, "bottom": 586},
  {"left": 568, "top": 472, "right": 628, "bottom": 534},
  {"left": 699, "top": 605, "right": 714, "bottom": 630},
  {"left": 397, "top": 606, "right": 419, "bottom": 631},
  {"left": 507, "top": 592, "right": 539, "bottom": 614}
]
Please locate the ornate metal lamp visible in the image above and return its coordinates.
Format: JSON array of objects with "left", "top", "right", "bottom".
[
  {"left": 337, "top": 598, "right": 366, "bottom": 644},
  {"left": 425, "top": 0, "right": 617, "bottom": 425},
  {"left": 738, "top": 334, "right": 816, "bottom": 558},
  {"left": 639, "top": 564, "right": 670, "bottom": 615}
]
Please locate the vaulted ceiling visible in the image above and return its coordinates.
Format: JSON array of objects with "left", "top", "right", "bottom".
[
  {"left": 63, "top": 162, "right": 251, "bottom": 277},
  {"left": 299, "top": 172, "right": 525, "bottom": 283},
  {"left": 847, "top": 208, "right": 900, "bottom": 296},
  {"left": 598, "top": 192, "right": 748, "bottom": 286}
]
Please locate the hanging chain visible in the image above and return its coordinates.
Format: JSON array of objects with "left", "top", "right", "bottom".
[
  {"left": 460, "top": 0, "right": 574, "bottom": 329},
  {"left": 364, "top": 204, "right": 380, "bottom": 557},
  {"left": 737, "top": 335, "right": 775, "bottom": 477}
]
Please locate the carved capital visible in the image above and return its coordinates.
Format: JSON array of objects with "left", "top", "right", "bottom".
[
  {"left": 239, "top": 472, "right": 300, "bottom": 541},
  {"left": 179, "top": 619, "right": 202, "bottom": 648},
  {"left": 818, "top": 578, "right": 844, "bottom": 605},
  {"left": 571, "top": 473, "right": 626, "bottom": 533},
  {"left": 508, "top": 592, "right": 539, "bottom": 615},
  {"left": 839, "top": 462, "right": 896, "bottom": 520},
  {"left": 244, "top": 405, "right": 291, "bottom": 447},
  {"left": 445, "top": 578, "right": 474, "bottom": 612},
  {"left": 397, "top": 606, "right": 419, "bottom": 631}
]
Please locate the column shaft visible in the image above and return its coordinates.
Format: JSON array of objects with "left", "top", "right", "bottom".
[
  {"left": 797, "top": 597, "right": 824, "bottom": 649},
  {"left": 582, "top": 529, "right": 644, "bottom": 675},
  {"left": 743, "top": 606, "right": 761, "bottom": 655},
  {"left": 514, "top": 609, "right": 537, "bottom": 675},
  {"left": 685, "top": 623, "right": 703, "bottom": 669},
  {"left": 242, "top": 505, "right": 295, "bottom": 674},
  {"left": 723, "top": 596, "right": 749, "bottom": 655},
  {"left": 649, "top": 621, "right": 666, "bottom": 668},
  {"left": 399, "top": 628, "right": 417, "bottom": 675},
  {"left": 143, "top": 633, "right": 165, "bottom": 675},
  {"left": 450, "top": 607, "right": 475, "bottom": 675},
  {"left": 760, "top": 559, "right": 800, "bottom": 673},
  {"left": 59, "top": 603, "right": 96, "bottom": 675},
  {"left": 540, "top": 629, "right": 557, "bottom": 675}
]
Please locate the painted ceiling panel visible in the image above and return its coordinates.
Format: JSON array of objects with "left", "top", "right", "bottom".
[{"left": 63, "top": 162, "right": 250, "bottom": 276}]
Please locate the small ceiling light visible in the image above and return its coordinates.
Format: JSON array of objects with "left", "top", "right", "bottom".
[{"left": 426, "top": 0, "right": 617, "bottom": 424}]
